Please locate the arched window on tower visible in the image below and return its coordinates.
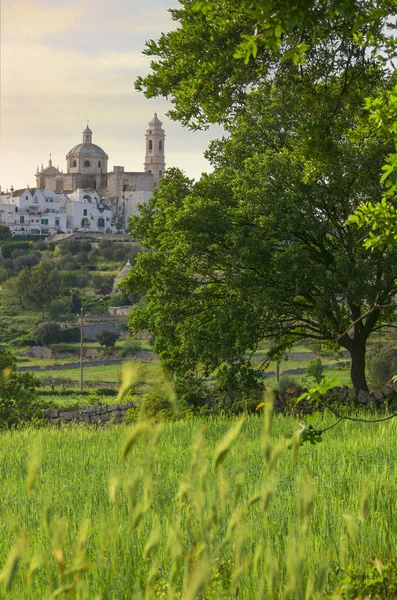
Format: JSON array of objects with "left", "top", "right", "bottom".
[
  {"left": 72, "top": 160, "right": 77, "bottom": 168},
  {"left": 159, "top": 140, "right": 162, "bottom": 151},
  {"left": 84, "top": 160, "right": 90, "bottom": 167},
  {"left": 148, "top": 140, "right": 153, "bottom": 152},
  {"left": 159, "top": 170, "right": 163, "bottom": 178},
  {"left": 98, "top": 161, "right": 101, "bottom": 168}
]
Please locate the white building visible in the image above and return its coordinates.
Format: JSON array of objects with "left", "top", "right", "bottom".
[
  {"left": 66, "top": 189, "right": 115, "bottom": 233},
  {"left": 0, "top": 187, "right": 67, "bottom": 234}
]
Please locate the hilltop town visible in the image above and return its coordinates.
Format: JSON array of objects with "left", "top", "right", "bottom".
[{"left": 0, "top": 114, "right": 165, "bottom": 236}]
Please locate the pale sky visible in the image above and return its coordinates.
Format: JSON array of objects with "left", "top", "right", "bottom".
[{"left": 0, "top": 0, "right": 223, "bottom": 191}]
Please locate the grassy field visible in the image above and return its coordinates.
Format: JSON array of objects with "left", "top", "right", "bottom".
[{"left": 0, "top": 412, "right": 396, "bottom": 598}]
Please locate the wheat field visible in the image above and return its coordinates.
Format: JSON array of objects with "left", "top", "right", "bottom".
[{"left": 0, "top": 409, "right": 396, "bottom": 598}]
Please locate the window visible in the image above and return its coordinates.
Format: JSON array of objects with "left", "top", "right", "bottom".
[
  {"left": 20, "top": 216, "right": 24, "bottom": 224},
  {"left": 25, "top": 195, "right": 29, "bottom": 200},
  {"left": 72, "top": 160, "right": 77, "bottom": 167},
  {"left": 148, "top": 140, "right": 153, "bottom": 152},
  {"left": 159, "top": 140, "right": 162, "bottom": 151},
  {"left": 55, "top": 219, "right": 59, "bottom": 226},
  {"left": 148, "top": 170, "right": 152, "bottom": 174},
  {"left": 159, "top": 170, "right": 162, "bottom": 178},
  {"left": 34, "top": 197, "right": 38, "bottom": 203},
  {"left": 84, "top": 160, "right": 90, "bottom": 167},
  {"left": 41, "top": 219, "right": 48, "bottom": 225},
  {"left": 98, "top": 161, "right": 101, "bottom": 168},
  {"left": 83, "top": 209, "right": 87, "bottom": 216},
  {"left": 98, "top": 218, "right": 105, "bottom": 228}
]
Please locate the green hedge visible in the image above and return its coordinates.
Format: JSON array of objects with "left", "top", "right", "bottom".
[{"left": 1, "top": 241, "right": 31, "bottom": 258}]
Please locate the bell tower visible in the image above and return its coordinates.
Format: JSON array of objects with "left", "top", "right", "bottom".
[{"left": 144, "top": 113, "right": 165, "bottom": 186}]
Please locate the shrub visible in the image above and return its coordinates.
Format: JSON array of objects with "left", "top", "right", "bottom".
[
  {"left": 62, "top": 327, "right": 80, "bottom": 343},
  {"left": 1, "top": 241, "right": 30, "bottom": 258},
  {"left": 118, "top": 339, "right": 142, "bottom": 358},
  {"left": 36, "top": 322, "right": 63, "bottom": 346},
  {"left": 96, "top": 330, "right": 119, "bottom": 348},
  {"left": 0, "top": 346, "right": 47, "bottom": 428},
  {"left": 0, "top": 225, "right": 11, "bottom": 241},
  {"left": 305, "top": 357, "right": 324, "bottom": 383},
  {"left": 48, "top": 299, "right": 71, "bottom": 320},
  {"left": 335, "top": 556, "right": 397, "bottom": 599},
  {"left": 278, "top": 375, "right": 302, "bottom": 395},
  {"left": 367, "top": 345, "right": 397, "bottom": 390}
]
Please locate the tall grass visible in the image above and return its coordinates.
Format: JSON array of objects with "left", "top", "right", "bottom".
[{"left": 0, "top": 409, "right": 396, "bottom": 598}]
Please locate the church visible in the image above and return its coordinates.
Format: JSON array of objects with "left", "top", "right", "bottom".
[{"left": 35, "top": 114, "right": 166, "bottom": 198}]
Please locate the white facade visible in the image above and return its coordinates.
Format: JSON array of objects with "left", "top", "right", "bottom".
[
  {"left": 0, "top": 188, "right": 67, "bottom": 234},
  {"left": 112, "top": 190, "right": 153, "bottom": 229},
  {"left": 66, "top": 189, "right": 115, "bottom": 233}
]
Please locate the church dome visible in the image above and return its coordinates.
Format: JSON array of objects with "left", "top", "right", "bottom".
[
  {"left": 66, "top": 142, "right": 108, "bottom": 159},
  {"left": 66, "top": 125, "right": 108, "bottom": 159}
]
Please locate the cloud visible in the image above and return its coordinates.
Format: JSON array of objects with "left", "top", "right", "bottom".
[
  {"left": 1, "top": 0, "right": 85, "bottom": 39},
  {"left": 1, "top": 43, "right": 151, "bottom": 96}
]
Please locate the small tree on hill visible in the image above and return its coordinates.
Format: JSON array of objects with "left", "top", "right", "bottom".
[
  {"left": 36, "top": 322, "right": 63, "bottom": 346},
  {"left": 96, "top": 330, "right": 119, "bottom": 348}
]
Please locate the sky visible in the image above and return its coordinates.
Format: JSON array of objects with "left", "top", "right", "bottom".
[{"left": 0, "top": 0, "right": 224, "bottom": 191}]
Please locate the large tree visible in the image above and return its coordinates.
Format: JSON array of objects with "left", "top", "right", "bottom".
[
  {"left": 136, "top": 0, "right": 395, "bottom": 128},
  {"left": 125, "top": 67, "right": 397, "bottom": 392}
]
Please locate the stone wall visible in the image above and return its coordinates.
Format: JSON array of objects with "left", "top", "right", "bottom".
[
  {"left": 43, "top": 384, "right": 397, "bottom": 426},
  {"left": 82, "top": 321, "right": 122, "bottom": 341},
  {"left": 273, "top": 383, "right": 397, "bottom": 414},
  {"left": 44, "top": 401, "right": 136, "bottom": 425}
]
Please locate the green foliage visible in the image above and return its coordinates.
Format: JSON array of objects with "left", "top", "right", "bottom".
[
  {"left": 367, "top": 345, "right": 397, "bottom": 390},
  {"left": 305, "top": 358, "right": 324, "bottom": 384},
  {"left": 336, "top": 557, "right": 397, "bottom": 599},
  {"left": 0, "top": 225, "right": 11, "bottom": 241},
  {"left": 1, "top": 242, "right": 30, "bottom": 259},
  {"left": 136, "top": 0, "right": 395, "bottom": 128},
  {"left": 6, "top": 262, "right": 60, "bottom": 316},
  {"left": 96, "top": 330, "right": 119, "bottom": 348},
  {"left": 127, "top": 67, "right": 397, "bottom": 393},
  {"left": 36, "top": 322, "right": 63, "bottom": 346},
  {"left": 118, "top": 338, "right": 142, "bottom": 358},
  {"left": 0, "top": 346, "right": 45, "bottom": 428}
]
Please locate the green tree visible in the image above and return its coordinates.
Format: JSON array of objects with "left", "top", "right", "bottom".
[
  {"left": 10, "top": 262, "right": 60, "bottom": 317},
  {"left": 0, "top": 346, "right": 43, "bottom": 428},
  {"left": 36, "top": 322, "right": 63, "bottom": 346},
  {"left": 96, "top": 330, "right": 119, "bottom": 348},
  {"left": 136, "top": 0, "right": 395, "bottom": 128},
  {"left": 125, "top": 68, "right": 397, "bottom": 392},
  {"left": 0, "top": 225, "right": 11, "bottom": 241}
]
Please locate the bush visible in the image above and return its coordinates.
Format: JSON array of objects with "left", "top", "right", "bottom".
[
  {"left": 278, "top": 375, "right": 302, "bottom": 395},
  {"left": 48, "top": 299, "right": 71, "bottom": 320},
  {"left": 36, "top": 322, "right": 63, "bottom": 346},
  {"left": 0, "top": 225, "right": 11, "bottom": 241},
  {"left": 367, "top": 345, "right": 397, "bottom": 390},
  {"left": 62, "top": 327, "right": 80, "bottom": 343},
  {"left": 1, "top": 241, "right": 30, "bottom": 258},
  {"left": 335, "top": 556, "right": 397, "bottom": 599},
  {"left": 118, "top": 339, "right": 142, "bottom": 357},
  {"left": 0, "top": 346, "right": 47, "bottom": 428},
  {"left": 305, "top": 357, "right": 324, "bottom": 383},
  {"left": 96, "top": 330, "right": 119, "bottom": 348}
]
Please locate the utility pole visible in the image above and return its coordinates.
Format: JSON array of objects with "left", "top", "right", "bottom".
[{"left": 80, "top": 307, "right": 84, "bottom": 392}]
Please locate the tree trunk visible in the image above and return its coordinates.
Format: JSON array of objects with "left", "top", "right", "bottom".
[{"left": 349, "top": 341, "right": 368, "bottom": 391}]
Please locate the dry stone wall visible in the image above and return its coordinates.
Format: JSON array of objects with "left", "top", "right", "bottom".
[
  {"left": 274, "top": 383, "right": 397, "bottom": 414},
  {"left": 43, "top": 384, "right": 397, "bottom": 426},
  {"left": 44, "top": 402, "right": 136, "bottom": 425}
]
